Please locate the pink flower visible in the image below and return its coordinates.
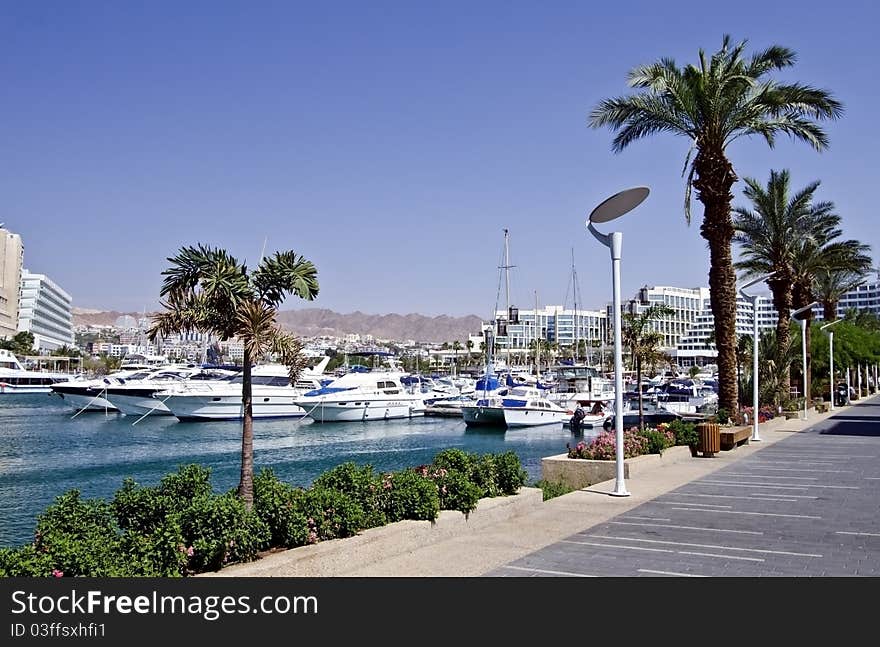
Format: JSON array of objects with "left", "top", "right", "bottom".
[
  {"left": 186, "top": 546, "right": 194, "bottom": 557},
  {"left": 52, "top": 569, "right": 63, "bottom": 578}
]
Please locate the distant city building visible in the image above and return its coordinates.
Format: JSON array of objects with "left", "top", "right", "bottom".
[
  {"left": 17, "top": 270, "right": 75, "bottom": 353},
  {"left": 0, "top": 226, "right": 24, "bottom": 339},
  {"left": 491, "top": 305, "right": 607, "bottom": 361},
  {"left": 619, "top": 286, "right": 711, "bottom": 350}
]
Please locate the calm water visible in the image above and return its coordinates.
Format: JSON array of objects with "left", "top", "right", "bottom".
[{"left": 0, "top": 394, "right": 594, "bottom": 547}]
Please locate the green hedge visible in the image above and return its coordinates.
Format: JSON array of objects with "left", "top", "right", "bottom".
[{"left": 0, "top": 450, "right": 529, "bottom": 578}]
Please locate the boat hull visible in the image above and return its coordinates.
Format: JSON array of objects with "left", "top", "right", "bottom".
[
  {"left": 164, "top": 394, "right": 307, "bottom": 421},
  {"left": 461, "top": 405, "right": 506, "bottom": 427},
  {"left": 301, "top": 399, "right": 425, "bottom": 423},
  {"left": 105, "top": 392, "right": 173, "bottom": 417},
  {"left": 50, "top": 387, "right": 118, "bottom": 412},
  {"left": 502, "top": 407, "right": 568, "bottom": 428}
]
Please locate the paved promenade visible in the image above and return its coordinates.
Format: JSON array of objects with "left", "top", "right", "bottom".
[{"left": 220, "top": 394, "right": 880, "bottom": 577}]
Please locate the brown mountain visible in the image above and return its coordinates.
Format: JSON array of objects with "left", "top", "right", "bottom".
[{"left": 72, "top": 307, "right": 482, "bottom": 343}]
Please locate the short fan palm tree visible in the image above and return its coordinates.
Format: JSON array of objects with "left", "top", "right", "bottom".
[
  {"left": 148, "top": 244, "right": 319, "bottom": 508},
  {"left": 622, "top": 304, "right": 674, "bottom": 430},
  {"left": 590, "top": 35, "right": 842, "bottom": 414}
]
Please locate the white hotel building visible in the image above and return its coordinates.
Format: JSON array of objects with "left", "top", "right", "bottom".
[{"left": 17, "top": 270, "right": 75, "bottom": 352}]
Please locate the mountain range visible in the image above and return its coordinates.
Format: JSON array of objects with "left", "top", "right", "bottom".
[{"left": 72, "top": 307, "right": 483, "bottom": 343}]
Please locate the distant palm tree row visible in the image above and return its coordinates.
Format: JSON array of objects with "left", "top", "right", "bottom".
[{"left": 591, "top": 34, "right": 862, "bottom": 412}]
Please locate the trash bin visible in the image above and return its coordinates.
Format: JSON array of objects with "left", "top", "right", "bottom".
[{"left": 696, "top": 422, "right": 721, "bottom": 458}]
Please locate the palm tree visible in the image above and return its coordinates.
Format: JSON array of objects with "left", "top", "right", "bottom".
[
  {"left": 451, "top": 340, "right": 462, "bottom": 374},
  {"left": 465, "top": 339, "right": 474, "bottom": 367},
  {"left": 815, "top": 268, "right": 868, "bottom": 322},
  {"left": 148, "top": 244, "right": 318, "bottom": 508},
  {"left": 622, "top": 304, "right": 674, "bottom": 430},
  {"left": 791, "top": 232, "right": 871, "bottom": 401},
  {"left": 757, "top": 328, "right": 798, "bottom": 407},
  {"left": 590, "top": 35, "right": 842, "bottom": 414},
  {"left": 733, "top": 169, "right": 832, "bottom": 402}
]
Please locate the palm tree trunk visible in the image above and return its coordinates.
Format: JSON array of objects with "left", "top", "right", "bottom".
[
  {"left": 238, "top": 346, "right": 255, "bottom": 509},
  {"left": 695, "top": 150, "right": 738, "bottom": 414},
  {"left": 637, "top": 356, "right": 644, "bottom": 431},
  {"left": 823, "top": 300, "right": 837, "bottom": 322},
  {"left": 769, "top": 278, "right": 793, "bottom": 406}
]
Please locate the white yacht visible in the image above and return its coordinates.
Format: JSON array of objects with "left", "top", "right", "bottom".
[
  {"left": 103, "top": 366, "right": 239, "bottom": 417},
  {"left": 0, "top": 349, "right": 72, "bottom": 395},
  {"left": 294, "top": 369, "right": 427, "bottom": 423},
  {"left": 502, "top": 395, "right": 570, "bottom": 428},
  {"left": 51, "top": 362, "right": 173, "bottom": 413},
  {"left": 460, "top": 373, "right": 513, "bottom": 427},
  {"left": 159, "top": 357, "right": 329, "bottom": 421}
]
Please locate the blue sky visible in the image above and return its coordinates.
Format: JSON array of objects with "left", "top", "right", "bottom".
[{"left": 3, "top": 1, "right": 878, "bottom": 319}]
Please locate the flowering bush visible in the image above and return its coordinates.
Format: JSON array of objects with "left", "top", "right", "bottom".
[
  {"left": 740, "top": 406, "right": 777, "bottom": 424},
  {"left": 567, "top": 428, "right": 649, "bottom": 460}
]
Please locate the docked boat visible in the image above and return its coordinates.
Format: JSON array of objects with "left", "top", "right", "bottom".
[
  {"left": 103, "top": 366, "right": 239, "bottom": 417},
  {"left": 460, "top": 373, "right": 512, "bottom": 427},
  {"left": 0, "top": 349, "right": 72, "bottom": 395},
  {"left": 294, "top": 369, "right": 427, "bottom": 423},
  {"left": 651, "top": 379, "right": 718, "bottom": 415},
  {"left": 50, "top": 362, "right": 180, "bottom": 413},
  {"left": 502, "top": 394, "right": 570, "bottom": 428},
  {"left": 462, "top": 384, "right": 558, "bottom": 428},
  {"left": 159, "top": 358, "right": 329, "bottom": 421}
]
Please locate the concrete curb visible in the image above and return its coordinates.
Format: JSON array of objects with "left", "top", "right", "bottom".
[{"left": 204, "top": 487, "right": 544, "bottom": 577}]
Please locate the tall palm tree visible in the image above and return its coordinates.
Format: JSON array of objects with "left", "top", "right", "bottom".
[
  {"left": 622, "top": 304, "right": 674, "bottom": 430},
  {"left": 451, "top": 340, "right": 462, "bottom": 374},
  {"left": 733, "top": 169, "right": 832, "bottom": 402},
  {"left": 814, "top": 268, "right": 868, "bottom": 322},
  {"left": 590, "top": 35, "right": 842, "bottom": 414},
  {"left": 148, "top": 244, "right": 319, "bottom": 508},
  {"left": 790, "top": 229, "right": 871, "bottom": 400}
]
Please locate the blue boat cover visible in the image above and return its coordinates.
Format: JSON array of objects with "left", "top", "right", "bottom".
[{"left": 303, "top": 386, "right": 357, "bottom": 397}]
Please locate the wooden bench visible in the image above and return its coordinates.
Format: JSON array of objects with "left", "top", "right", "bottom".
[{"left": 720, "top": 426, "right": 751, "bottom": 451}]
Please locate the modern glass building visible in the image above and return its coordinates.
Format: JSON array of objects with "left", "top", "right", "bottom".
[{"left": 17, "top": 270, "right": 75, "bottom": 352}]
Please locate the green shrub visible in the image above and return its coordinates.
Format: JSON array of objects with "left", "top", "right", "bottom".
[
  {"left": 112, "top": 478, "right": 168, "bottom": 532},
  {"left": 431, "top": 448, "right": 478, "bottom": 474},
  {"left": 667, "top": 420, "right": 698, "bottom": 447},
  {"left": 468, "top": 454, "right": 500, "bottom": 498},
  {"left": 493, "top": 451, "right": 528, "bottom": 494},
  {"left": 533, "top": 479, "right": 573, "bottom": 501},
  {"left": 312, "top": 462, "right": 386, "bottom": 528},
  {"left": 176, "top": 492, "right": 269, "bottom": 572},
  {"left": 118, "top": 521, "right": 188, "bottom": 577},
  {"left": 639, "top": 429, "right": 675, "bottom": 454},
  {"left": 381, "top": 469, "right": 440, "bottom": 522},
  {"left": 301, "top": 487, "right": 366, "bottom": 540},
  {"left": 253, "top": 469, "right": 309, "bottom": 549},
  {"left": 0, "top": 545, "right": 54, "bottom": 577},
  {"left": 429, "top": 468, "right": 481, "bottom": 514},
  {"left": 33, "top": 490, "right": 123, "bottom": 577},
  {"left": 715, "top": 408, "right": 730, "bottom": 424}
]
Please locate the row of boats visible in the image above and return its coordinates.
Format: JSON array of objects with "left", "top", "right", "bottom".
[{"left": 2, "top": 348, "right": 719, "bottom": 430}]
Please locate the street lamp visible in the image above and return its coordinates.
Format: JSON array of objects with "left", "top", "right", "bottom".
[
  {"left": 587, "top": 186, "right": 650, "bottom": 498},
  {"left": 791, "top": 302, "right": 819, "bottom": 419},
  {"left": 820, "top": 319, "right": 841, "bottom": 410},
  {"left": 739, "top": 271, "right": 777, "bottom": 441}
]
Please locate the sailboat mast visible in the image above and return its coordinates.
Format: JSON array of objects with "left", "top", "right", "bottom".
[
  {"left": 571, "top": 248, "right": 578, "bottom": 365},
  {"left": 502, "top": 229, "right": 512, "bottom": 371},
  {"left": 535, "top": 290, "right": 539, "bottom": 377}
]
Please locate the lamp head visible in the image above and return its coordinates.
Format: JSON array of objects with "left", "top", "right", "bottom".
[
  {"left": 588, "top": 187, "right": 650, "bottom": 224},
  {"left": 739, "top": 271, "right": 778, "bottom": 294},
  {"left": 820, "top": 319, "right": 842, "bottom": 330},
  {"left": 791, "top": 301, "right": 819, "bottom": 320}
]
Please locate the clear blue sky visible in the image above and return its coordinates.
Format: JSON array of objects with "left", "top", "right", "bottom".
[{"left": 3, "top": 1, "right": 878, "bottom": 319}]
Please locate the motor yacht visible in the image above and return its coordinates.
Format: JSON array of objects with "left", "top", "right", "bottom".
[{"left": 0, "top": 349, "right": 72, "bottom": 395}]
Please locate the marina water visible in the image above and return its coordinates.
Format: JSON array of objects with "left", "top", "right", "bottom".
[{"left": 0, "top": 394, "right": 596, "bottom": 547}]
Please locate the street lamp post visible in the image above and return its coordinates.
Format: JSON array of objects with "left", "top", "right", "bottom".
[
  {"left": 791, "top": 302, "right": 819, "bottom": 419},
  {"left": 587, "top": 186, "right": 650, "bottom": 498},
  {"left": 820, "top": 319, "right": 841, "bottom": 410},
  {"left": 739, "top": 271, "right": 777, "bottom": 441}
]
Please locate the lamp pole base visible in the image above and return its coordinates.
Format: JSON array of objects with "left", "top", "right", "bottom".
[{"left": 609, "top": 482, "right": 631, "bottom": 497}]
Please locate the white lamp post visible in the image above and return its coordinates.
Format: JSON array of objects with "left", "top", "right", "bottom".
[
  {"left": 739, "top": 271, "right": 777, "bottom": 441},
  {"left": 820, "top": 319, "right": 841, "bottom": 410},
  {"left": 858, "top": 362, "right": 862, "bottom": 399},
  {"left": 791, "top": 302, "right": 819, "bottom": 419},
  {"left": 587, "top": 186, "right": 650, "bottom": 498}
]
